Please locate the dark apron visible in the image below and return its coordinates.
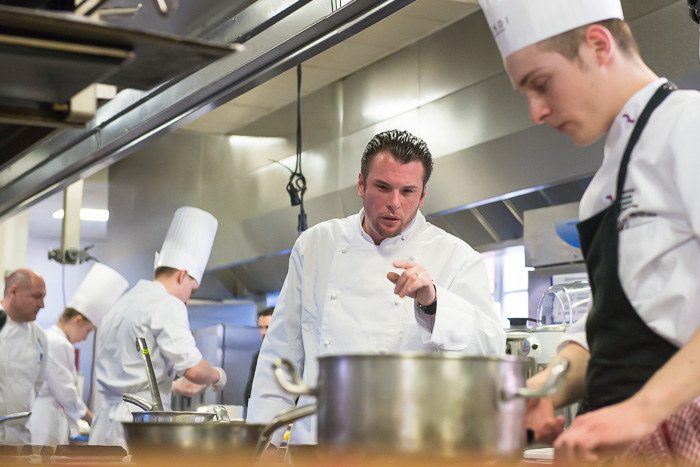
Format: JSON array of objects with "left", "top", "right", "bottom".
[{"left": 576, "top": 82, "right": 680, "bottom": 413}]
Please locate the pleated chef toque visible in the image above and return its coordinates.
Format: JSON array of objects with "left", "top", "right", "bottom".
[
  {"left": 478, "top": 0, "right": 624, "bottom": 59},
  {"left": 154, "top": 206, "right": 218, "bottom": 285},
  {"left": 68, "top": 263, "right": 129, "bottom": 327}
]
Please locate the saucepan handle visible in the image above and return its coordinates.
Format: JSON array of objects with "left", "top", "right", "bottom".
[
  {"left": 122, "top": 393, "right": 154, "bottom": 411},
  {"left": 273, "top": 358, "right": 317, "bottom": 396},
  {"left": 0, "top": 411, "right": 31, "bottom": 424},
  {"left": 503, "top": 359, "right": 569, "bottom": 401},
  {"left": 255, "top": 404, "right": 318, "bottom": 457}
]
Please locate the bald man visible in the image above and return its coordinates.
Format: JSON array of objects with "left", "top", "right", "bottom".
[{"left": 0, "top": 269, "right": 48, "bottom": 444}]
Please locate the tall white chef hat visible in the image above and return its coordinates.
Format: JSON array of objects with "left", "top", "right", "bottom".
[
  {"left": 153, "top": 206, "right": 218, "bottom": 285},
  {"left": 478, "top": 0, "right": 624, "bottom": 59},
  {"left": 68, "top": 263, "right": 129, "bottom": 327}
]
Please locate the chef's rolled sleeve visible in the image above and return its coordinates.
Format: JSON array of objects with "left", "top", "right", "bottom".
[{"left": 151, "top": 303, "right": 203, "bottom": 374}]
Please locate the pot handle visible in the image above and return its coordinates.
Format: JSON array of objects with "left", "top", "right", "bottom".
[
  {"left": 0, "top": 411, "right": 30, "bottom": 424},
  {"left": 213, "top": 405, "right": 230, "bottom": 422},
  {"left": 273, "top": 358, "right": 317, "bottom": 396},
  {"left": 122, "top": 393, "right": 154, "bottom": 411},
  {"left": 254, "top": 404, "right": 318, "bottom": 457},
  {"left": 503, "top": 359, "right": 569, "bottom": 401}
]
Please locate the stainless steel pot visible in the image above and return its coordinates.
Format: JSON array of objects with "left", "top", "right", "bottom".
[
  {"left": 274, "top": 353, "right": 568, "bottom": 460},
  {"left": 122, "top": 404, "right": 316, "bottom": 462},
  {"left": 122, "top": 393, "right": 221, "bottom": 423}
]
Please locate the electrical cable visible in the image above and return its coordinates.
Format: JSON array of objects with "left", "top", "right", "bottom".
[{"left": 285, "top": 64, "right": 307, "bottom": 234}]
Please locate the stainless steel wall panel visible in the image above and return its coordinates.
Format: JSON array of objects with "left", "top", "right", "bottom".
[
  {"left": 621, "top": 0, "right": 679, "bottom": 21},
  {"left": 421, "top": 125, "right": 604, "bottom": 217},
  {"left": 342, "top": 44, "right": 420, "bottom": 134},
  {"left": 632, "top": 1, "right": 700, "bottom": 81},
  {"left": 418, "top": 13, "right": 502, "bottom": 106},
  {"left": 418, "top": 73, "right": 531, "bottom": 160}
]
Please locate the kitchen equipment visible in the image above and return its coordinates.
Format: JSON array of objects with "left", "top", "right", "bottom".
[
  {"left": 135, "top": 336, "right": 163, "bottom": 411},
  {"left": 122, "top": 404, "right": 316, "bottom": 462},
  {"left": 273, "top": 354, "right": 568, "bottom": 460},
  {"left": 122, "top": 393, "right": 222, "bottom": 423},
  {"left": 0, "top": 412, "right": 30, "bottom": 424},
  {"left": 536, "top": 281, "right": 590, "bottom": 325}
]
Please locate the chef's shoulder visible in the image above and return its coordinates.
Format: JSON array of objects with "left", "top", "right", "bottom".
[
  {"left": 658, "top": 89, "right": 700, "bottom": 135},
  {"left": 30, "top": 321, "right": 48, "bottom": 350},
  {"left": 422, "top": 221, "right": 482, "bottom": 260},
  {"left": 293, "top": 213, "right": 360, "bottom": 250}
]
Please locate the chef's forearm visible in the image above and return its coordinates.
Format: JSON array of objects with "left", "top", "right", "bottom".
[
  {"left": 629, "top": 326, "right": 700, "bottom": 424},
  {"left": 183, "top": 358, "right": 219, "bottom": 385},
  {"left": 527, "top": 342, "right": 589, "bottom": 409}
]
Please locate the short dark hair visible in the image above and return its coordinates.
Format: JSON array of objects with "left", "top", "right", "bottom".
[
  {"left": 257, "top": 307, "right": 274, "bottom": 318},
  {"left": 155, "top": 266, "right": 179, "bottom": 279},
  {"left": 59, "top": 307, "right": 91, "bottom": 324},
  {"left": 538, "top": 19, "right": 639, "bottom": 61},
  {"left": 360, "top": 130, "right": 434, "bottom": 186}
]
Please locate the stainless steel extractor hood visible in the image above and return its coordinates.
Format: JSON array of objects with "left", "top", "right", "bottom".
[{"left": 0, "top": 0, "right": 415, "bottom": 222}]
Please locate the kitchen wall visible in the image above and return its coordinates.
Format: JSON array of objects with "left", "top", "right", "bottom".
[{"left": 104, "top": 1, "right": 700, "bottom": 299}]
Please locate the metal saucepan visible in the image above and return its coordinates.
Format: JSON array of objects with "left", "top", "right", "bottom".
[
  {"left": 122, "top": 404, "right": 316, "bottom": 462},
  {"left": 274, "top": 353, "right": 568, "bottom": 460},
  {"left": 0, "top": 412, "right": 30, "bottom": 424},
  {"left": 122, "top": 393, "right": 225, "bottom": 423}
]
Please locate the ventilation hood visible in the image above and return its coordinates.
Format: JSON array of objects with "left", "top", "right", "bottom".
[{"left": 0, "top": 0, "right": 415, "bottom": 219}]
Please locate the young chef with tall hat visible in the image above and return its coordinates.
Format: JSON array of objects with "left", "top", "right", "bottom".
[
  {"left": 0, "top": 269, "right": 47, "bottom": 444},
  {"left": 478, "top": 0, "right": 700, "bottom": 462},
  {"left": 89, "top": 207, "right": 227, "bottom": 448},
  {"left": 28, "top": 263, "right": 129, "bottom": 447},
  {"left": 247, "top": 130, "right": 505, "bottom": 448}
]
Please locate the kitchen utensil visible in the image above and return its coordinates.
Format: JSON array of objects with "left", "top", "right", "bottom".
[
  {"left": 122, "top": 393, "right": 222, "bottom": 423},
  {"left": 135, "top": 336, "right": 163, "bottom": 411},
  {"left": 122, "top": 404, "right": 316, "bottom": 462},
  {"left": 0, "top": 412, "right": 30, "bottom": 424},
  {"left": 274, "top": 353, "right": 568, "bottom": 460}
]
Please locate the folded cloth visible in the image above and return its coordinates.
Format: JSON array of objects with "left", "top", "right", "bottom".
[{"left": 619, "top": 398, "right": 700, "bottom": 466}]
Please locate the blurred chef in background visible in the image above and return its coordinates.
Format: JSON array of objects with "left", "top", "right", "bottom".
[
  {"left": 243, "top": 306, "right": 273, "bottom": 409},
  {"left": 90, "top": 207, "right": 227, "bottom": 448},
  {"left": 248, "top": 130, "right": 505, "bottom": 448},
  {"left": 0, "top": 269, "right": 48, "bottom": 444},
  {"left": 478, "top": 0, "right": 700, "bottom": 463},
  {"left": 28, "top": 263, "right": 129, "bottom": 447}
]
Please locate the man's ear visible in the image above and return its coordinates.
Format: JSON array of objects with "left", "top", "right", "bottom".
[
  {"left": 177, "top": 269, "right": 189, "bottom": 284},
  {"left": 583, "top": 24, "right": 614, "bottom": 66}
]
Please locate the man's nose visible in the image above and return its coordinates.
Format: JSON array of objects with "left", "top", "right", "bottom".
[
  {"left": 528, "top": 95, "right": 550, "bottom": 125},
  {"left": 387, "top": 189, "right": 401, "bottom": 209}
]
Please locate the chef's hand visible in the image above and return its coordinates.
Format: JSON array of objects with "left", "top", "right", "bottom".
[
  {"left": 553, "top": 398, "right": 658, "bottom": 464},
  {"left": 211, "top": 366, "right": 228, "bottom": 392},
  {"left": 386, "top": 260, "right": 436, "bottom": 306},
  {"left": 525, "top": 397, "right": 565, "bottom": 445},
  {"left": 172, "top": 376, "right": 209, "bottom": 396},
  {"left": 84, "top": 409, "right": 94, "bottom": 425}
]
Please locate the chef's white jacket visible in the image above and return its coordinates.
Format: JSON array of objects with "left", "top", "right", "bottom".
[
  {"left": 247, "top": 210, "right": 505, "bottom": 445},
  {"left": 559, "top": 78, "right": 700, "bottom": 353},
  {"left": 89, "top": 280, "right": 202, "bottom": 448},
  {"left": 28, "top": 325, "right": 87, "bottom": 446},
  {"left": 0, "top": 309, "right": 47, "bottom": 444}
]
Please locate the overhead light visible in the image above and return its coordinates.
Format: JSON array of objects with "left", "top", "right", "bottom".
[{"left": 52, "top": 208, "right": 109, "bottom": 222}]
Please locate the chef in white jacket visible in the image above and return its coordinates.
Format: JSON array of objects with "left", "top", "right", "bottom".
[
  {"left": 478, "top": 0, "right": 700, "bottom": 462},
  {"left": 0, "top": 269, "right": 48, "bottom": 445},
  {"left": 247, "top": 130, "right": 505, "bottom": 447},
  {"left": 28, "top": 263, "right": 129, "bottom": 446},
  {"left": 90, "top": 207, "right": 227, "bottom": 448}
]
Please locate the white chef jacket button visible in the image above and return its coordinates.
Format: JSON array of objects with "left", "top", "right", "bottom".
[
  {"left": 331, "top": 293, "right": 339, "bottom": 300},
  {"left": 379, "top": 346, "right": 387, "bottom": 353},
  {"left": 341, "top": 247, "right": 349, "bottom": 254},
  {"left": 394, "top": 299, "right": 401, "bottom": 306},
  {"left": 409, "top": 255, "right": 415, "bottom": 261},
  {"left": 323, "top": 340, "right": 331, "bottom": 347}
]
